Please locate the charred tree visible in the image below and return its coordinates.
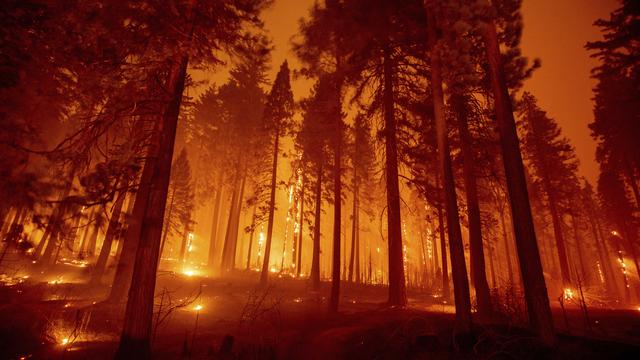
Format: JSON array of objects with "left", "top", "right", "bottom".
[
  {"left": 310, "top": 161, "right": 323, "bottom": 290},
  {"left": 90, "top": 190, "right": 126, "bottom": 285},
  {"left": 481, "top": 16, "right": 556, "bottom": 346},
  {"left": 451, "top": 94, "right": 493, "bottom": 318},
  {"left": 426, "top": 2, "right": 472, "bottom": 332}
]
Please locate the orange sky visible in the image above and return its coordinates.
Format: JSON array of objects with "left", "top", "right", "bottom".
[
  {"left": 259, "top": 0, "right": 617, "bottom": 184},
  {"left": 520, "top": 0, "right": 617, "bottom": 184}
]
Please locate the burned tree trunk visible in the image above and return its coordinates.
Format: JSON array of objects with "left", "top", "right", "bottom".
[
  {"left": 115, "top": 43, "right": 192, "bottom": 358},
  {"left": 90, "top": 191, "right": 126, "bottom": 285},
  {"left": 221, "top": 175, "right": 241, "bottom": 272},
  {"left": 381, "top": 43, "right": 407, "bottom": 307},
  {"left": 570, "top": 212, "right": 589, "bottom": 284},
  {"left": 499, "top": 207, "right": 515, "bottom": 286},
  {"left": 246, "top": 203, "right": 257, "bottom": 270},
  {"left": 230, "top": 174, "right": 246, "bottom": 269},
  {"left": 208, "top": 173, "right": 224, "bottom": 270},
  {"left": 482, "top": 16, "right": 556, "bottom": 346},
  {"left": 329, "top": 82, "right": 342, "bottom": 313},
  {"left": 296, "top": 176, "right": 305, "bottom": 277},
  {"left": 260, "top": 131, "right": 280, "bottom": 285},
  {"left": 452, "top": 94, "right": 493, "bottom": 318},
  {"left": 310, "top": 161, "right": 323, "bottom": 290},
  {"left": 348, "top": 169, "right": 358, "bottom": 283},
  {"left": 108, "top": 148, "right": 155, "bottom": 303},
  {"left": 426, "top": 2, "right": 472, "bottom": 332},
  {"left": 435, "top": 193, "right": 450, "bottom": 302},
  {"left": 159, "top": 185, "right": 176, "bottom": 262}
]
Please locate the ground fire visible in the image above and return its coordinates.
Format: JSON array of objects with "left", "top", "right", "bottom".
[{"left": 1, "top": 0, "right": 639, "bottom": 359}]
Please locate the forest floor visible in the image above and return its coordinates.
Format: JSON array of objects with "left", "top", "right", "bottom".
[{"left": 0, "top": 259, "right": 639, "bottom": 359}]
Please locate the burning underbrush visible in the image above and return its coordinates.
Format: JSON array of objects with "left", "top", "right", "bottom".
[{"left": 0, "top": 266, "right": 639, "bottom": 359}]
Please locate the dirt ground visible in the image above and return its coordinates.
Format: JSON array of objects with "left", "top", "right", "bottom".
[{"left": 1, "top": 263, "right": 639, "bottom": 359}]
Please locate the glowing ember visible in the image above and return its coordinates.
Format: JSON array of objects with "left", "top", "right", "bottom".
[
  {"left": 182, "top": 268, "right": 198, "bottom": 277},
  {"left": 193, "top": 304, "right": 203, "bottom": 311},
  {"left": 293, "top": 297, "right": 302, "bottom": 303},
  {"left": 60, "top": 338, "right": 69, "bottom": 346},
  {"left": 47, "top": 277, "right": 64, "bottom": 285},
  {"left": 563, "top": 288, "right": 574, "bottom": 300}
]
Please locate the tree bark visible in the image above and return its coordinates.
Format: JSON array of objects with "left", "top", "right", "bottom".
[
  {"left": 77, "top": 207, "right": 95, "bottom": 259},
  {"left": 329, "top": 83, "right": 342, "bottom": 313},
  {"left": 260, "top": 132, "right": 280, "bottom": 285},
  {"left": 348, "top": 166, "right": 358, "bottom": 283},
  {"left": 90, "top": 192, "right": 126, "bottom": 285},
  {"left": 179, "top": 225, "right": 189, "bottom": 265},
  {"left": 115, "top": 32, "right": 192, "bottom": 358},
  {"left": 296, "top": 176, "right": 305, "bottom": 277},
  {"left": 499, "top": 207, "right": 515, "bottom": 286},
  {"left": 436, "top": 188, "right": 450, "bottom": 299},
  {"left": 36, "top": 167, "right": 77, "bottom": 261},
  {"left": 108, "top": 139, "right": 156, "bottom": 303},
  {"left": 230, "top": 174, "right": 246, "bottom": 269},
  {"left": 586, "top": 197, "right": 619, "bottom": 298},
  {"left": 310, "top": 161, "right": 323, "bottom": 290},
  {"left": 545, "top": 192, "right": 572, "bottom": 286},
  {"left": 246, "top": 203, "right": 257, "bottom": 270},
  {"left": 382, "top": 42, "right": 407, "bottom": 307},
  {"left": 208, "top": 172, "right": 224, "bottom": 270},
  {"left": 426, "top": 2, "right": 471, "bottom": 332},
  {"left": 452, "top": 94, "right": 493, "bottom": 318},
  {"left": 159, "top": 186, "right": 176, "bottom": 263},
  {"left": 570, "top": 212, "right": 588, "bottom": 284},
  {"left": 221, "top": 174, "right": 243, "bottom": 272},
  {"left": 481, "top": 16, "right": 556, "bottom": 346}
]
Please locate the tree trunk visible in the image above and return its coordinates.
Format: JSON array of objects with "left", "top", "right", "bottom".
[
  {"left": 296, "top": 176, "right": 305, "bottom": 277},
  {"left": 355, "top": 203, "right": 361, "bottom": 283},
  {"left": 115, "top": 30, "right": 192, "bottom": 358},
  {"left": 90, "top": 192, "right": 126, "bottom": 285},
  {"left": 77, "top": 207, "right": 95, "bottom": 259},
  {"left": 0, "top": 208, "right": 26, "bottom": 265},
  {"left": 382, "top": 42, "right": 407, "bottom": 307},
  {"left": 310, "top": 161, "right": 323, "bottom": 290},
  {"left": 115, "top": 195, "right": 135, "bottom": 262},
  {"left": 329, "top": 83, "right": 342, "bottom": 313},
  {"left": 39, "top": 202, "right": 69, "bottom": 266},
  {"left": 481, "top": 16, "right": 556, "bottom": 346},
  {"left": 586, "top": 200, "right": 619, "bottom": 298},
  {"left": 246, "top": 203, "right": 257, "bottom": 270},
  {"left": 221, "top": 174, "right": 243, "bottom": 272},
  {"left": 86, "top": 218, "right": 101, "bottom": 259},
  {"left": 348, "top": 172, "right": 358, "bottom": 283},
  {"left": 500, "top": 207, "right": 515, "bottom": 286},
  {"left": 0, "top": 207, "right": 12, "bottom": 238},
  {"left": 108, "top": 125, "right": 158, "bottom": 303},
  {"left": 452, "top": 94, "right": 493, "bottom": 318},
  {"left": 487, "top": 238, "right": 497, "bottom": 288},
  {"left": 426, "top": 3, "right": 471, "bottom": 332},
  {"left": 260, "top": 132, "right": 280, "bottom": 285},
  {"left": 208, "top": 173, "right": 224, "bottom": 270},
  {"left": 179, "top": 225, "right": 189, "bottom": 265},
  {"left": 570, "top": 212, "right": 588, "bottom": 284},
  {"left": 36, "top": 168, "right": 76, "bottom": 261},
  {"left": 436, "top": 190, "right": 450, "bottom": 299},
  {"left": 230, "top": 174, "right": 246, "bottom": 269},
  {"left": 546, "top": 193, "right": 572, "bottom": 286},
  {"left": 159, "top": 186, "right": 176, "bottom": 263}
]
